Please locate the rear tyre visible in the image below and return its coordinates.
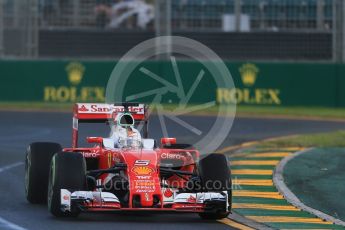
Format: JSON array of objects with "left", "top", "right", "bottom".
[
  {"left": 48, "top": 152, "right": 86, "bottom": 217},
  {"left": 25, "top": 142, "right": 62, "bottom": 204},
  {"left": 198, "top": 153, "right": 232, "bottom": 220}
]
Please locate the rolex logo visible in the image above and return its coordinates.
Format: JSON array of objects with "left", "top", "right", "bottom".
[
  {"left": 66, "top": 62, "right": 85, "bottom": 85},
  {"left": 239, "top": 63, "right": 259, "bottom": 87}
]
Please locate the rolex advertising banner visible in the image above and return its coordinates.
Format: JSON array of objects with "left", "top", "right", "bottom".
[
  {"left": 0, "top": 60, "right": 113, "bottom": 103},
  {"left": 0, "top": 60, "right": 342, "bottom": 107},
  {"left": 218, "top": 62, "right": 337, "bottom": 106}
]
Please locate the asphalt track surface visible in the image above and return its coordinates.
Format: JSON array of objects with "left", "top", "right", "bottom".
[
  {"left": 284, "top": 148, "right": 345, "bottom": 222},
  {"left": 1, "top": 111, "right": 345, "bottom": 230}
]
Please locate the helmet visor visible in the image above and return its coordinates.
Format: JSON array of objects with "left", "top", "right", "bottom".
[{"left": 118, "top": 113, "right": 134, "bottom": 127}]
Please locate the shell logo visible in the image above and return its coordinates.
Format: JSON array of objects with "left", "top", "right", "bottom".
[{"left": 132, "top": 166, "right": 154, "bottom": 175}]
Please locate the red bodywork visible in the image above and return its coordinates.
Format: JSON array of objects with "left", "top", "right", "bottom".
[{"left": 64, "top": 103, "right": 202, "bottom": 212}]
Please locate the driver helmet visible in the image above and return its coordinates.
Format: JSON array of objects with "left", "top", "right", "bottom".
[{"left": 114, "top": 113, "right": 141, "bottom": 148}]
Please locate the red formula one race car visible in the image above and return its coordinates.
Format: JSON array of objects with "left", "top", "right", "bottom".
[{"left": 25, "top": 103, "right": 232, "bottom": 219}]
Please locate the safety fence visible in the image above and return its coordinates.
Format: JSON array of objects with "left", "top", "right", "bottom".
[
  {"left": 4, "top": 0, "right": 332, "bottom": 31},
  {"left": 0, "top": 0, "right": 342, "bottom": 61}
]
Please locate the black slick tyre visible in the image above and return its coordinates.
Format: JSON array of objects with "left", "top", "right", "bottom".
[
  {"left": 48, "top": 152, "right": 86, "bottom": 217},
  {"left": 198, "top": 153, "right": 232, "bottom": 220},
  {"left": 25, "top": 142, "right": 62, "bottom": 204}
]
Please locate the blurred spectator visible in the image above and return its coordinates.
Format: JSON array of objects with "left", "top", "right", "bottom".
[
  {"left": 39, "top": 0, "right": 70, "bottom": 26},
  {"left": 95, "top": 0, "right": 154, "bottom": 29},
  {"left": 39, "top": 0, "right": 55, "bottom": 20}
]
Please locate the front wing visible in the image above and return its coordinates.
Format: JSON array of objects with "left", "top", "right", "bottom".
[{"left": 61, "top": 189, "right": 229, "bottom": 213}]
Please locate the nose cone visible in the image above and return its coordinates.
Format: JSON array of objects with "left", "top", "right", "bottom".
[{"left": 122, "top": 149, "right": 162, "bottom": 208}]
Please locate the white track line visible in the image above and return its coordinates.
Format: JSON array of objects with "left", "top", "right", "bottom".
[
  {"left": 0, "top": 162, "right": 24, "bottom": 173},
  {"left": 0, "top": 162, "right": 27, "bottom": 230},
  {"left": 0, "top": 216, "right": 26, "bottom": 230}
]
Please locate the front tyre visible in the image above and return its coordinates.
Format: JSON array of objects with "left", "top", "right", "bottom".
[
  {"left": 48, "top": 152, "right": 86, "bottom": 217},
  {"left": 25, "top": 142, "right": 62, "bottom": 204},
  {"left": 198, "top": 153, "right": 232, "bottom": 220}
]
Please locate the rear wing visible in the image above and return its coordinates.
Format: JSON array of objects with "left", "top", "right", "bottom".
[{"left": 72, "top": 103, "right": 147, "bottom": 148}]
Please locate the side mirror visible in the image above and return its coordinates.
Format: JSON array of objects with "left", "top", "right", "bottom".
[
  {"left": 87, "top": 137, "right": 103, "bottom": 144},
  {"left": 161, "top": 138, "right": 176, "bottom": 146}
]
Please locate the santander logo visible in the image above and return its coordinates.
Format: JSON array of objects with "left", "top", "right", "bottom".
[
  {"left": 164, "top": 189, "right": 173, "bottom": 198},
  {"left": 187, "top": 195, "right": 196, "bottom": 203},
  {"left": 77, "top": 104, "right": 144, "bottom": 114},
  {"left": 78, "top": 105, "right": 89, "bottom": 112}
]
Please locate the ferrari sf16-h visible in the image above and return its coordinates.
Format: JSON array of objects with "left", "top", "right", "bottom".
[{"left": 25, "top": 102, "right": 232, "bottom": 219}]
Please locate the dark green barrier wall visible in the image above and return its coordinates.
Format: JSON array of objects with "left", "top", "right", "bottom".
[{"left": 0, "top": 60, "right": 343, "bottom": 107}]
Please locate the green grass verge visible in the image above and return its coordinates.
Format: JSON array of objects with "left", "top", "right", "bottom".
[
  {"left": 156, "top": 104, "right": 345, "bottom": 120},
  {"left": 258, "top": 130, "right": 345, "bottom": 148},
  {"left": 1, "top": 102, "right": 345, "bottom": 121},
  {"left": 237, "top": 105, "right": 345, "bottom": 120}
]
